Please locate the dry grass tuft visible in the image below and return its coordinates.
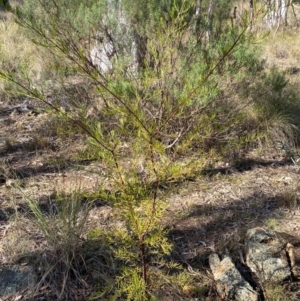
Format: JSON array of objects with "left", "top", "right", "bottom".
[
  {"left": 0, "top": 21, "right": 44, "bottom": 93},
  {"left": 264, "top": 282, "right": 298, "bottom": 301},
  {"left": 263, "top": 28, "right": 300, "bottom": 85},
  {"left": 277, "top": 190, "right": 300, "bottom": 209}
]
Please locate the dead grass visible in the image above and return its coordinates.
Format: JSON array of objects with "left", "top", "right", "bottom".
[
  {"left": 277, "top": 190, "right": 300, "bottom": 209},
  {"left": 0, "top": 20, "right": 44, "bottom": 92},
  {"left": 0, "top": 6, "right": 75, "bottom": 102},
  {"left": 263, "top": 28, "right": 300, "bottom": 84},
  {"left": 265, "top": 282, "right": 299, "bottom": 301}
]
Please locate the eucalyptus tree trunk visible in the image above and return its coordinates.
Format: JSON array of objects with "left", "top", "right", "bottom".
[
  {"left": 90, "top": 0, "right": 138, "bottom": 74},
  {"left": 206, "top": 0, "right": 214, "bottom": 41},
  {"left": 265, "top": 0, "right": 291, "bottom": 28},
  {"left": 195, "top": 0, "right": 201, "bottom": 16}
]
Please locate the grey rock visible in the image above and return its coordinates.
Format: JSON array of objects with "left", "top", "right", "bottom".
[
  {"left": 209, "top": 253, "right": 258, "bottom": 301},
  {"left": 0, "top": 265, "right": 36, "bottom": 297},
  {"left": 245, "top": 227, "right": 291, "bottom": 283}
]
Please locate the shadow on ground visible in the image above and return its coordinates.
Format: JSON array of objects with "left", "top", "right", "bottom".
[
  {"left": 0, "top": 155, "right": 297, "bottom": 299},
  {"left": 202, "top": 157, "right": 290, "bottom": 176},
  {"left": 168, "top": 191, "right": 286, "bottom": 269},
  {"left": 1, "top": 157, "right": 95, "bottom": 180}
]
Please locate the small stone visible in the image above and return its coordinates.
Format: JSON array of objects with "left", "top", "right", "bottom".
[
  {"left": 245, "top": 227, "right": 291, "bottom": 283},
  {"left": 209, "top": 253, "right": 258, "bottom": 301}
]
